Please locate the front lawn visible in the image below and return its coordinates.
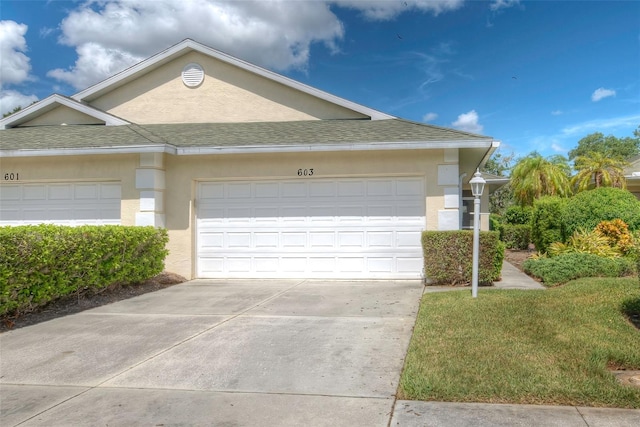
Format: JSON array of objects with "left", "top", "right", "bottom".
[{"left": 399, "top": 277, "right": 640, "bottom": 408}]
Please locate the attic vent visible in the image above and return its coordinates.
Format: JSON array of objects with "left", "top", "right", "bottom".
[{"left": 182, "top": 63, "right": 204, "bottom": 87}]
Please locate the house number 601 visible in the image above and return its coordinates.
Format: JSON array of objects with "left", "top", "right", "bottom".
[
  {"left": 4, "top": 173, "right": 19, "bottom": 181},
  {"left": 297, "top": 168, "right": 314, "bottom": 177}
]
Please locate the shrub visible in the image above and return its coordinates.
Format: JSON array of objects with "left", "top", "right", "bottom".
[
  {"left": 0, "top": 225, "right": 169, "bottom": 316},
  {"left": 530, "top": 196, "right": 567, "bottom": 253},
  {"left": 422, "top": 231, "right": 502, "bottom": 286},
  {"left": 595, "top": 219, "right": 634, "bottom": 255},
  {"left": 523, "top": 252, "right": 636, "bottom": 285},
  {"left": 563, "top": 187, "right": 640, "bottom": 237},
  {"left": 504, "top": 205, "right": 533, "bottom": 225},
  {"left": 489, "top": 213, "right": 503, "bottom": 233},
  {"left": 501, "top": 224, "right": 531, "bottom": 250}
]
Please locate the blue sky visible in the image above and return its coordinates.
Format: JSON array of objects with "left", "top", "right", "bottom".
[{"left": 1, "top": 0, "right": 639, "bottom": 159}]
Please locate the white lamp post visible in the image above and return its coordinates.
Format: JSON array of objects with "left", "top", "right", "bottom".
[{"left": 469, "top": 169, "right": 486, "bottom": 298}]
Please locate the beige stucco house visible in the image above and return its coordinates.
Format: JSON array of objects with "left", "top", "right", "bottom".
[
  {"left": 0, "top": 39, "right": 499, "bottom": 280},
  {"left": 625, "top": 156, "right": 640, "bottom": 200}
]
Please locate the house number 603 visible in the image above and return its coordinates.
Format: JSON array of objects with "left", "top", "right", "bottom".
[{"left": 297, "top": 168, "right": 314, "bottom": 177}]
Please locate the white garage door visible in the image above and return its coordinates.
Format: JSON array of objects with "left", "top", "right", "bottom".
[
  {"left": 196, "top": 177, "right": 425, "bottom": 279},
  {"left": 0, "top": 182, "right": 121, "bottom": 226}
]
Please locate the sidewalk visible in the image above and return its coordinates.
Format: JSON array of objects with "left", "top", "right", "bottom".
[{"left": 392, "top": 401, "right": 640, "bottom": 426}]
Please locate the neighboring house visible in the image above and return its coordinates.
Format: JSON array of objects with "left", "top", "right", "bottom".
[
  {"left": 0, "top": 39, "right": 499, "bottom": 280},
  {"left": 625, "top": 155, "right": 640, "bottom": 200}
]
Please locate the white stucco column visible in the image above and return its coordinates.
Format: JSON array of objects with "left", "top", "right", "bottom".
[
  {"left": 437, "top": 148, "right": 460, "bottom": 230},
  {"left": 135, "top": 153, "right": 166, "bottom": 228}
]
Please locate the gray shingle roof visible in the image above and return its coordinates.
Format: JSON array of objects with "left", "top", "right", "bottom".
[{"left": 0, "top": 119, "right": 492, "bottom": 153}]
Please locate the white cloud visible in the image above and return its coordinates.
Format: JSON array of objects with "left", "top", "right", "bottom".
[
  {"left": 452, "top": 110, "right": 483, "bottom": 133},
  {"left": 591, "top": 87, "right": 616, "bottom": 102},
  {"left": 334, "top": 0, "right": 463, "bottom": 21},
  {"left": 0, "top": 20, "right": 32, "bottom": 86},
  {"left": 46, "top": 0, "right": 467, "bottom": 91},
  {"left": 422, "top": 112, "right": 438, "bottom": 122},
  {"left": 551, "top": 110, "right": 563, "bottom": 116},
  {"left": 0, "top": 21, "right": 38, "bottom": 115},
  {"left": 490, "top": 0, "right": 521, "bottom": 12},
  {"left": 48, "top": 0, "right": 346, "bottom": 90},
  {"left": 0, "top": 89, "right": 38, "bottom": 115},
  {"left": 561, "top": 113, "right": 640, "bottom": 136},
  {"left": 48, "top": 42, "right": 142, "bottom": 90}
]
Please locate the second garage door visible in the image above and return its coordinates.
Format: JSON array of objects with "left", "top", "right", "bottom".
[
  {"left": 196, "top": 177, "right": 425, "bottom": 279},
  {"left": 0, "top": 182, "right": 121, "bottom": 226}
]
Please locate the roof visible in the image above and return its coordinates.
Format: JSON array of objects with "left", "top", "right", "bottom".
[
  {"left": 0, "top": 119, "right": 496, "bottom": 157},
  {"left": 0, "top": 94, "right": 130, "bottom": 130}
]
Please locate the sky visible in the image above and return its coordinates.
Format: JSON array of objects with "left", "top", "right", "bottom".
[{"left": 1, "top": 0, "right": 639, "bottom": 159}]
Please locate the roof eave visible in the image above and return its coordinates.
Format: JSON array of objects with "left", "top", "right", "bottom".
[{"left": 0, "top": 138, "right": 495, "bottom": 158}]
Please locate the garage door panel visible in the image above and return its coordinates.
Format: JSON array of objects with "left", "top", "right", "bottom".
[
  {"left": 368, "top": 257, "right": 394, "bottom": 273},
  {"left": 196, "top": 177, "right": 425, "bottom": 278},
  {"left": 49, "top": 185, "right": 72, "bottom": 199},
  {"left": 24, "top": 186, "right": 46, "bottom": 200},
  {"left": 282, "top": 182, "right": 306, "bottom": 197}
]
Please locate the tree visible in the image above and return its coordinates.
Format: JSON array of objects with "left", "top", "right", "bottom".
[
  {"left": 568, "top": 130, "right": 640, "bottom": 160},
  {"left": 571, "top": 151, "right": 629, "bottom": 192},
  {"left": 484, "top": 151, "right": 515, "bottom": 215},
  {"left": 2, "top": 106, "right": 22, "bottom": 118},
  {"left": 484, "top": 151, "right": 514, "bottom": 177},
  {"left": 510, "top": 153, "right": 571, "bottom": 207}
]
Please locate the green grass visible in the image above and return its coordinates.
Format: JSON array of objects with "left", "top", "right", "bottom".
[{"left": 399, "top": 277, "right": 640, "bottom": 408}]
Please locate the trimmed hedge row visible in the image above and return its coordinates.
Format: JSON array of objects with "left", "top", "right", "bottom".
[
  {"left": 0, "top": 225, "right": 169, "bottom": 316},
  {"left": 422, "top": 230, "right": 504, "bottom": 286}
]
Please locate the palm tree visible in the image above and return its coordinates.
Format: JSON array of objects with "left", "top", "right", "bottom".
[
  {"left": 510, "top": 154, "right": 572, "bottom": 206},
  {"left": 571, "top": 151, "right": 629, "bottom": 192}
]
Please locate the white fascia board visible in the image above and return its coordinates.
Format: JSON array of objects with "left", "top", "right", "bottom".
[
  {"left": 0, "top": 94, "right": 129, "bottom": 129},
  {"left": 474, "top": 140, "right": 501, "bottom": 170},
  {"left": 72, "top": 39, "right": 393, "bottom": 120},
  {"left": 0, "top": 145, "right": 172, "bottom": 158},
  {"left": 0, "top": 138, "right": 494, "bottom": 158}
]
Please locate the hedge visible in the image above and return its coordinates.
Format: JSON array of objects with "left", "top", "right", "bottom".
[
  {"left": 531, "top": 196, "right": 567, "bottom": 253},
  {"left": 523, "top": 252, "right": 636, "bottom": 286},
  {"left": 501, "top": 224, "right": 531, "bottom": 250},
  {"left": 422, "top": 230, "right": 504, "bottom": 286},
  {"left": 563, "top": 187, "right": 640, "bottom": 237},
  {"left": 0, "top": 225, "right": 169, "bottom": 316}
]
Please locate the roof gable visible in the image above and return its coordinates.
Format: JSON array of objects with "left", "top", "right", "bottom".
[
  {"left": 72, "top": 39, "right": 392, "bottom": 121},
  {"left": 0, "top": 95, "right": 129, "bottom": 129},
  {"left": 87, "top": 50, "right": 373, "bottom": 124}
]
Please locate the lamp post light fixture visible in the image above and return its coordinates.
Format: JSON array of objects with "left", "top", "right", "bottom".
[{"left": 469, "top": 169, "right": 486, "bottom": 298}]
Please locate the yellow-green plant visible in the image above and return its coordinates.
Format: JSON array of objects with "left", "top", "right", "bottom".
[
  {"left": 548, "top": 229, "right": 621, "bottom": 258},
  {"left": 595, "top": 219, "right": 634, "bottom": 255}
]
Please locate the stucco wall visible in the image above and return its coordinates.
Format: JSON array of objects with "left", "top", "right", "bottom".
[
  {"left": 91, "top": 51, "right": 369, "bottom": 124},
  {"left": 0, "top": 154, "right": 139, "bottom": 224},
  {"left": 20, "top": 106, "right": 104, "bottom": 127}
]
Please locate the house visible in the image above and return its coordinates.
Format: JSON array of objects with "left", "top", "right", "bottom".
[
  {"left": 0, "top": 39, "right": 499, "bottom": 280},
  {"left": 625, "top": 155, "right": 640, "bottom": 200}
]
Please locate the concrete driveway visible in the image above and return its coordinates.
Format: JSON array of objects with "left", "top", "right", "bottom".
[{"left": 0, "top": 279, "right": 424, "bottom": 426}]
